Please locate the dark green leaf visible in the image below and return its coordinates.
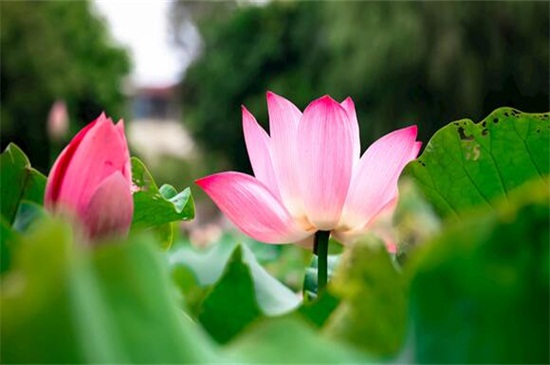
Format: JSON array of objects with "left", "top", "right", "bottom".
[
  {"left": 242, "top": 242, "right": 301, "bottom": 316},
  {"left": 0, "top": 143, "right": 46, "bottom": 225},
  {"left": 405, "top": 178, "right": 549, "bottom": 364},
  {"left": 198, "top": 245, "right": 262, "bottom": 344},
  {"left": 405, "top": 108, "right": 549, "bottom": 219},
  {"left": 170, "top": 239, "right": 300, "bottom": 318},
  {"left": 298, "top": 291, "right": 340, "bottom": 328},
  {"left": 195, "top": 243, "right": 301, "bottom": 344}
]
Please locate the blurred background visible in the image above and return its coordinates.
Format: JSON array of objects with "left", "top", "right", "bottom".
[{"left": 1, "top": 0, "right": 548, "bottom": 248}]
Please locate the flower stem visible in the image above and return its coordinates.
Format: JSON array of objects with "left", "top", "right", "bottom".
[{"left": 313, "top": 230, "right": 330, "bottom": 295}]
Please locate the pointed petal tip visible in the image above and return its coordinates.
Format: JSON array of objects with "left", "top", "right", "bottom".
[
  {"left": 318, "top": 94, "right": 336, "bottom": 103},
  {"left": 387, "top": 125, "right": 419, "bottom": 142},
  {"left": 195, "top": 172, "right": 230, "bottom": 190},
  {"left": 308, "top": 95, "right": 344, "bottom": 112},
  {"left": 96, "top": 112, "right": 117, "bottom": 127},
  {"left": 97, "top": 111, "right": 108, "bottom": 122},
  {"left": 115, "top": 118, "right": 126, "bottom": 135},
  {"left": 241, "top": 105, "right": 254, "bottom": 119},
  {"left": 266, "top": 90, "right": 278, "bottom": 100},
  {"left": 412, "top": 141, "right": 423, "bottom": 158},
  {"left": 405, "top": 124, "right": 418, "bottom": 137},
  {"left": 341, "top": 96, "right": 354, "bottom": 107},
  {"left": 195, "top": 175, "right": 211, "bottom": 188},
  {"left": 266, "top": 90, "right": 288, "bottom": 104}
]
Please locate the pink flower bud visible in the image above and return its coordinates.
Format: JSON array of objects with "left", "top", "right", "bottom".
[
  {"left": 47, "top": 100, "right": 69, "bottom": 141},
  {"left": 45, "top": 113, "right": 133, "bottom": 241}
]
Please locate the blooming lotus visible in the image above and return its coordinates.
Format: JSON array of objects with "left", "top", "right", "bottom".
[
  {"left": 196, "top": 92, "right": 421, "bottom": 248},
  {"left": 45, "top": 113, "right": 133, "bottom": 240}
]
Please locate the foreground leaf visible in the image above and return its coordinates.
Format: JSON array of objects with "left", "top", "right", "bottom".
[
  {"left": 224, "top": 316, "right": 372, "bottom": 363},
  {"left": 0, "top": 219, "right": 17, "bottom": 273},
  {"left": 0, "top": 143, "right": 46, "bottom": 225},
  {"left": 405, "top": 178, "right": 549, "bottom": 364},
  {"left": 323, "top": 235, "right": 407, "bottom": 357},
  {"left": 0, "top": 218, "right": 217, "bottom": 363},
  {"left": 405, "top": 108, "right": 549, "bottom": 219}
]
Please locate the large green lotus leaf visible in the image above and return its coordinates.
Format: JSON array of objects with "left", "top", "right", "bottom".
[
  {"left": 323, "top": 235, "right": 407, "bottom": 357},
  {"left": 0, "top": 217, "right": 218, "bottom": 363},
  {"left": 130, "top": 157, "right": 194, "bottom": 248},
  {"left": 224, "top": 316, "right": 372, "bottom": 363},
  {"left": 405, "top": 108, "right": 549, "bottom": 219},
  {"left": 198, "top": 245, "right": 262, "bottom": 344},
  {"left": 171, "top": 239, "right": 300, "bottom": 318},
  {"left": 404, "top": 178, "right": 549, "bottom": 364},
  {"left": 0, "top": 143, "right": 46, "bottom": 225},
  {"left": 193, "top": 243, "right": 301, "bottom": 343}
]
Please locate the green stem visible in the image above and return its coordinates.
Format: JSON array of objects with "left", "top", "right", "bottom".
[{"left": 314, "top": 230, "right": 330, "bottom": 295}]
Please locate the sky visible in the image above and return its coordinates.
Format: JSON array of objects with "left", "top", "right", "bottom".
[{"left": 93, "top": 0, "right": 196, "bottom": 88}]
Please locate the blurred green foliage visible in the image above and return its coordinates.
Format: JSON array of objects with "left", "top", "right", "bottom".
[
  {"left": 1, "top": 218, "right": 218, "bottom": 363},
  {"left": 325, "top": 237, "right": 407, "bottom": 357},
  {"left": 176, "top": 1, "right": 549, "bottom": 173},
  {"left": 405, "top": 178, "right": 549, "bottom": 364},
  {"left": 0, "top": 1, "right": 130, "bottom": 173}
]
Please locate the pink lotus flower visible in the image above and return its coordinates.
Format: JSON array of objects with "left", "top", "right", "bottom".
[
  {"left": 45, "top": 113, "right": 133, "bottom": 240},
  {"left": 196, "top": 92, "right": 421, "bottom": 247}
]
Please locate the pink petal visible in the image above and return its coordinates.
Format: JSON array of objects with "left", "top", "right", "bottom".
[
  {"left": 196, "top": 172, "right": 311, "bottom": 244},
  {"left": 82, "top": 172, "right": 133, "bottom": 240},
  {"left": 297, "top": 96, "right": 354, "bottom": 230},
  {"left": 333, "top": 196, "right": 398, "bottom": 245},
  {"left": 340, "top": 97, "right": 361, "bottom": 167},
  {"left": 54, "top": 114, "right": 131, "bottom": 215},
  {"left": 339, "top": 125, "right": 419, "bottom": 231},
  {"left": 115, "top": 119, "right": 133, "bottom": 183},
  {"left": 242, "top": 106, "right": 280, "bottom": 199},
  {"left": 266, "top": 91, "right": 305, "bottom": 218},
  {"left": 411, "top": 141, "right": 423, "bottom": 159},
  {"left": 45, "top": 116, "right": 99, "bottom": 208}
]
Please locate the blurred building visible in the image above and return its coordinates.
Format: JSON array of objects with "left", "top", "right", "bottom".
[
  {"left": 126, "top": 82, "right": 194, "bottom": 163},
  {"left": 131, "top": 84, "right": 180, "bottom": 121}
]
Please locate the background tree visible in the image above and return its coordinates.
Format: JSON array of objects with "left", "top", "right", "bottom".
[
  {"left": 1, "top": 0, "right": 130, "bottom": 173},
  {"left": 175, "top": 1, "right": 549, "bottom": 174}
]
